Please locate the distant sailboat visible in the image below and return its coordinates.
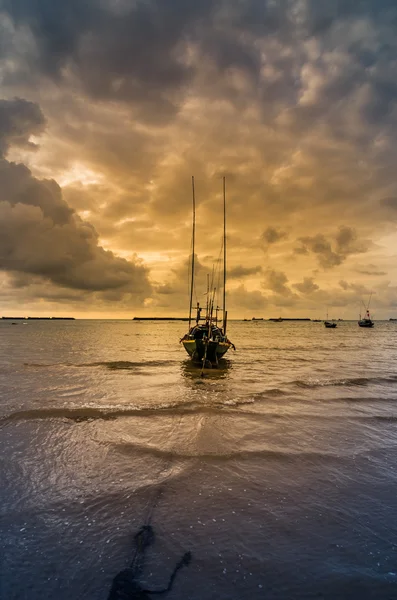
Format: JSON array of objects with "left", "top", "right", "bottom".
[
  {"left": 358, "top": 294, "right": 374, "bottom": 328},
  {"left": 180, "top": 177, "right": 235, "bottom": 367},
  {"left": 324, "top": 308, "right": 337, "bottom": 328}
]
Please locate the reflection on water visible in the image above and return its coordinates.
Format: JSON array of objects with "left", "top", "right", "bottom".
[
  {"left": 180, "top": 357, "right": 233, "bottom": 381},
  {"left": 1, "top": 320, "right": 397, "bottom": 599}
]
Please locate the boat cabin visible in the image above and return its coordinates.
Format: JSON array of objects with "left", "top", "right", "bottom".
[{"left": 186, "top": 324, "right": 225, "bottom": 342}]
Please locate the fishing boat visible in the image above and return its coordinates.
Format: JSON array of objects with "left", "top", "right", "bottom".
[
  {"left": 358, "top": 294, "right": 374, "bottom": 328},
  {"left": 358, "top": 310, "right": 374, "bottom": 328},
  {"left": 180, "top": 177, "right": 235, "bottom": 367},
  {"left": 324, "top": 309, "right": 337, "bottom": 328}
]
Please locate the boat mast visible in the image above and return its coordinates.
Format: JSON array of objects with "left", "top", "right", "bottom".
[
  {"left": 367, "top": 291, "right": 373, "bottom": 318},
  {"left": 222, "top": 176, "right": 227, "bottom": 334},
  {"left": 188, "top": 176, "right": 196, "bottom": 330}
]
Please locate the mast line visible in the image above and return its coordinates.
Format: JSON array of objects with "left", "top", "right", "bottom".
[
  {"left": 222, "top": 176, "right": 227, "bottom": 333},
  {"left": 188, "top": 176, "right": 196, "bottom": 329}
]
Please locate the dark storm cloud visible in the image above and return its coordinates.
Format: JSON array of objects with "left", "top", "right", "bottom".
[
  {"left": 295, "top": 234, "right": 341, "bottom": 268},
  {"left": 261, "top": 227, "right": 288, "bottom": 245},
  {"left": 0, "top": 97, "right": 45, "bottom": 153},
  {"left": 335, "top": 226, "right": 370, "bottom": 255},
  {"left": 263, "top": 268, "right": 294, "bottom": 297},
  {"left": 355, "top": 264, "right": 387, "bottom": 276},
  {"left": 0, "top": 98, "right": 151, "bottom": 297},
  {"left": 293, "top": 277, "right": 319, "bottom": 294},
  {"left": 227, "top": 265, "right": 262, "bottom": 280},
  {"left": 2, "top": 0, "right": 211, "bottom": 122},
  {"left": 3, "top": 0, "right": 397, "bottom": 126},
  {"left": 338, "top": 280, "right": 373, "bottom": 296},
  {"left": 296, "top": 227, "right": 370, "bottom": 269}
]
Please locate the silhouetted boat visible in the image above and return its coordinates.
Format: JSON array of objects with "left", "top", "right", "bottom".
[
  {"left": 358, "top": 294, "right": 374, "bottom": 328},
  {"left": 324, "top": 309, "right": 337, "bottom": 328},
  {"left": 358, "top": 309, "right": 374, "bottom": 328},
  {"left": 180, "top": 177, "right": 235, "bottom": 367}
]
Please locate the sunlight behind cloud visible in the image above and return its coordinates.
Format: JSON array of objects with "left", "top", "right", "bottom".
[{"left": 57, "top": 164, "right": 105, "bottom": 187}]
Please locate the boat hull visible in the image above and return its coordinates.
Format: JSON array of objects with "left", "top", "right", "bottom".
[
  {"left": 182, "top": 339, "right": 231, "bottom": 364},
  {"left": 358, "top": 320, "right": 374, "bottom": 328}
]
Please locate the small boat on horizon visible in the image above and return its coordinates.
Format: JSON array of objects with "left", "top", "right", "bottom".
[
  {"left": 358, "top": 294, "right": 374, "bottom": 328},
  {"left": 358, "top": 309, "right": 374, "bottom": 328},
  {"left": 324, "top": 309, "right": 337, "bottom": 328}
]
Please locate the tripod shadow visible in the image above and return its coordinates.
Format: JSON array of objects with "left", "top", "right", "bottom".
[{"left": 107, "top": 525, "right": 191, "bottom": 599}]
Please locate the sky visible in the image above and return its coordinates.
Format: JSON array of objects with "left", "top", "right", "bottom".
[{"left": 1, "top": 0, "right": 397, "bottom": 319}]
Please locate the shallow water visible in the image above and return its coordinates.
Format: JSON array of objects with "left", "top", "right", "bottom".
[{"left": 1, "top": 319, "right": 397, "bottom": 599}]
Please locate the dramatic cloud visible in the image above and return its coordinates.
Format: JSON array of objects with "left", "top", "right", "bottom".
[
  {"left": 338, "top": 280, "right": 373, "bottom": 297},
  {"left": 293, "top": 277, "right": 320, "bottom": 294},
  {"left": 261, "top": 227, "right": 288, "bottom": 247},
  {"left": 263, "top": 269, "right": 296, "bottom": 298},
  {"left": 355, "top": 264, "right": 387, "bottom": 276},
  {"left": 0, "top": 97, "right": 45, "bottom": 153},
  {"left": 0, "top": 98, "right": 151, "bottom": 304},
  {"left": 227, "top": 265, "right": 262, "bottom": 280},
  {"left": 296, "top": 227, "right": 370, "bottom": 269},
  {"left": 0, "top": 0, "right": 397, "bottom": 316}
]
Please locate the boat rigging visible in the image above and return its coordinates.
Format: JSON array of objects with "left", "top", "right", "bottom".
[
  {"left": 180, "top": 176, "right": 235, "bottom": 368},
  {"left": 358, "top": 293, "right": 374, "bottom": 328}
]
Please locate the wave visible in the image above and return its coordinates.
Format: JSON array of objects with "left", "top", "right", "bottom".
[
  {"left": 254, "top": 388, "right": 289, "bottom": 398},
  {"left": 23, "top": 359, "right": 176, "bottom": 370},
  {"left": 293, "top": 375, "right": 397, "bottom": 389},
  {"left": 110, "top": 441, "right": 348, "bottom": 462},
  {"left": 369, "top": 415, "right": 397, "bottom": 423},
  {"left": 5, "top": 400, "right": 397, "bottom": 428},
  {"left": 0, "top": 397, "right": 259, "bottom": 425}
]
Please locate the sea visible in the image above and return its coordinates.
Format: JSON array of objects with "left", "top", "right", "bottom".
[{"left": 1, "top": 319, "right": 397, "bottom": 600}]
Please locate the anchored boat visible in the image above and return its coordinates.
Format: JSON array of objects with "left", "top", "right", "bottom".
[
  {"left": 358, "top": 309, "right": 374, "bottom": 328},
  {"left": 358, "top": 294, "right": 374, "bottom": 328},
  {"left": 324, "top": 309, "right": 337, "bottom": 328},
  {"left": 180, "top": 176, "right": 235, "bottom": 367}
]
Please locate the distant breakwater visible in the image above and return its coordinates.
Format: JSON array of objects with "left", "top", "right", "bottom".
[{"left": 1, "top": 316, "right": 75, "bottom": 320}]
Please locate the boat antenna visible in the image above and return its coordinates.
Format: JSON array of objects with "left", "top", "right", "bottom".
[
  {"left": 206, "top": 273, "right": 210, "bottom": 320},
  {"left": 188, "top": 176, "right": 196, "bottom": 330},
  {"left": 222, "top": 176, "right": 227, "bottom": 334},
  {"left": 367, "top": 291, "right": 373, "bottom": 311}
]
